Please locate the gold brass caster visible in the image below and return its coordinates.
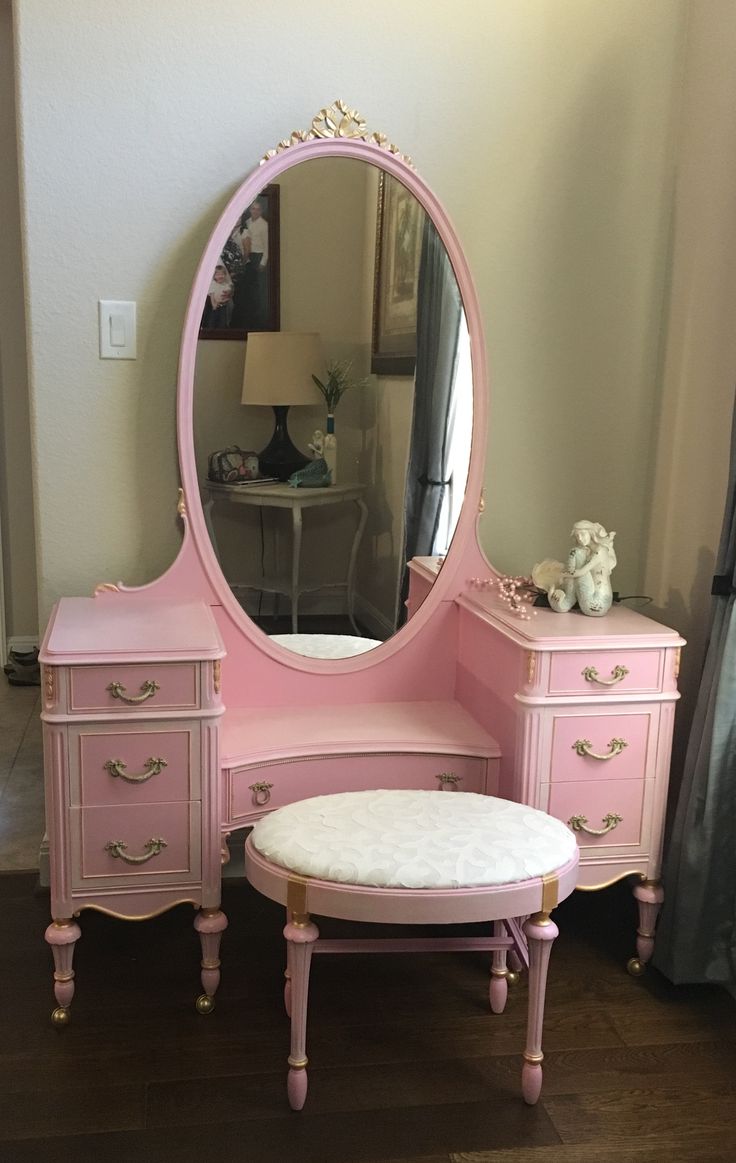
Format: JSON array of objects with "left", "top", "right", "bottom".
[
  {"left": 506, "top": 970, "right": 521, "bottom": 986},
  {"left": 51, "top": 1006, "right": 70, "bottom": 1027},
  {"left": 626, "top": 957, "right": 646, "bottom": 977},
  {"left": 195, "top": 993, "right": 215, "bottom": 1014}
]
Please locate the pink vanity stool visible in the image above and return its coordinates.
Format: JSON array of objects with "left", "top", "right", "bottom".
[{"left": 244, "top": 788, "right": 579, "bottom": 1110}]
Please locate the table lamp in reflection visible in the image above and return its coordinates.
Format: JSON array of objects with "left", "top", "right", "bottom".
[{"left": 241, "top": 331, "right": 324, "bottom": 481}]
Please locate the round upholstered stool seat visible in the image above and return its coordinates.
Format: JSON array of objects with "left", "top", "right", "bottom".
[{"left": 244, "top": 789, "right": 579, "bottom": 1110}]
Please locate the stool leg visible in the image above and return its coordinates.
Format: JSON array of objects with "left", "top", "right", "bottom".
[
  {"left": 521, "top": 912, "right": 559, "bottom": 1105},
  {"left": 490, "top": 920, "right": 509, "bottom": 1014},
  {"left": 284, "top": 912, "right": 319, "bottom": 1111}
]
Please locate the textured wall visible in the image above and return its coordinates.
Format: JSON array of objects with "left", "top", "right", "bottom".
[{"left": 12, "top": 0, "right": 687, "bottom": 623}]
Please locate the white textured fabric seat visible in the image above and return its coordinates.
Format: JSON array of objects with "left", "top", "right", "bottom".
[
  {"left": 269, "top": 633, "right": 382, "bottom": 658},
  {"left": 250, "top": 789, "right": 577, "bottom": 890}
]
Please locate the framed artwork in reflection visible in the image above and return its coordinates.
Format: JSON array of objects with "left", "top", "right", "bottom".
[
  {"left": 199, "top": 184, "right": 281, "bottom": 340},
  {"left": 371, "top": 171, "right": 424, "bottom": 375}
]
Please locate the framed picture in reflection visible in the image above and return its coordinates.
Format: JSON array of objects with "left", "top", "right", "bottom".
[
  {"left": 371, "top": 172, "right": 424, "bottom": 375},
  {"left": 199, "top": 184, "right": 281, "bottom": 340}
]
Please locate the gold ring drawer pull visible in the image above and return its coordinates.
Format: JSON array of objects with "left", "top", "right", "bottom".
[
  {"left": 104, "top": 837, "right": 168, "bottom": 864},
  {"left": 104, "top": 757, "right": 168, "bottom": 784},
  {"left": 249, "top": 781, "right": 273, "bottom": 806},
  {"left": 568, "top": 812, "right": 623, "bottom": 836},
  {"left": 106, "top": 679, "right": 160, "bottom": 704},
  {"left": 437, "top": 772, "right": 461, "bottom": 789},
  {"left": 572, "top": 737, "right": 628, "bottom": 761},
  {"left": 582, "top": 665, "right": 630, "bottom": 686}
]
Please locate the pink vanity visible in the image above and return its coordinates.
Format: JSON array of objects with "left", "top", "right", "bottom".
[{"left": 40, "top": 102, "right": 684, "bottom": 1022}]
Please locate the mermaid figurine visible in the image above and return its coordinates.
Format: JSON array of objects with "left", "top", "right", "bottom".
[{"left": 532, "top": 520, "right": 617, "bottom": 617}]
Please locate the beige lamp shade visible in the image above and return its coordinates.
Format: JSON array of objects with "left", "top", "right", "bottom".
[{"left": 241, "top": 332, "right": 325, "bottom": 407}]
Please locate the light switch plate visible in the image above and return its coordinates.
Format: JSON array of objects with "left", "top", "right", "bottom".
[{"left": 99, "top": 300, "right": 136, "bottom": 359}]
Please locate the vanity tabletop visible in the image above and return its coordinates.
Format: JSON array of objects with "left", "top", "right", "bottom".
[
  {"left": 458, "top": 591, "right": 686, "bottom": 650},
  {"left": 40, "top": 595, "right": 225, "bottom": 664},
  {"left": 205, "top": 481, "right": 366, "bottom": 505}
]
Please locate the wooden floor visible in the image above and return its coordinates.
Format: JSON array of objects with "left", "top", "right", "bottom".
[{"left": 4, "top": 870, "right": 736, "bottom": 1162}]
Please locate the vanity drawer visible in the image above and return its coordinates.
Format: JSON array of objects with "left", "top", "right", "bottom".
[
  {"left": 71, "top": 802, "right": 201, "bottom": 887},
  {"left": 228, "top": 752, "right": 489, "bottom": 824},
  {"left": 546, "top": 778, "right": 647, "bottom": 849},
  {"left": 549, "top": 710, "right": 654, "bottom": 783},
  {"left": 547, "top": 650, "right": 664, "bottom": 697},
  {"left": 69, "top": 723, "right": 200, "bottom": 807},
  {"left": 68, "top": 663, "right": 199, "bottom": 714}
]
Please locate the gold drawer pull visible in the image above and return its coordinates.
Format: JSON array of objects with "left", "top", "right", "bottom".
[
  {"left": 572, "top": 737, "right": 628, "bottom": 761},
  {"left": 249, "top": 781, "right": 273, "bottom": 806},
  {"left": 568, "top": 812, "right": 623, "bottom": 836},
  {"left": 582, "top": 665, "right": 629, "bottom": 686},
  {"left": 107, "top": 679, "right": 160, "bottom": 704},
  {"left": 104, "top": 757, "right": 168, "bottom": 784},
  {"left": 437, "top": 772, "right": 461, "bottom": 789},
  {"left": 104, "top": 837, "right": 168, "bottom": 864}
]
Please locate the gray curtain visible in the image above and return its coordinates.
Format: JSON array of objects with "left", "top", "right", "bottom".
[
  {"left": 653, "top": 396, "right": 736, "bottom": 988},
  {"left": 401, "top": 221, "right": 462, "bottom": 571}
]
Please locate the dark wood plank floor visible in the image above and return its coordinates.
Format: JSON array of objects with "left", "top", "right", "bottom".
[{"left": 3, "top": 870, "right": 735, "bottom": 1161}]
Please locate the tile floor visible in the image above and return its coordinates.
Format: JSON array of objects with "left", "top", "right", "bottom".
[{"left": 0, "top": 679, "right": 44, "bottom": 870}]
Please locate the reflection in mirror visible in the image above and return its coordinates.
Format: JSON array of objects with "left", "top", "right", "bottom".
[{"left": 194, "top": 158, "right": 472, "bottom": 659}]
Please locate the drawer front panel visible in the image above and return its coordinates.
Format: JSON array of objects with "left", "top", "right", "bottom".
[
  {"left": 72, "top": 802, "right": 201, "bottom": 886},
  {"left": 228, "top": 752, "right": 487, "bottom": 824},
  {"left": 547, "top": 779, "right": 646, "bottom": 848},
  {"left": 550, "top": 711, "right": 652, "bottom": 782},
  {"left": 71, "top": 724, "right": 200, "bottom": 806},
  {"left": 548, "top": 650, "right": 664, "bottom": 697},
  {"left": 68, "top": 663, "right": 199, "bottom": 714}
]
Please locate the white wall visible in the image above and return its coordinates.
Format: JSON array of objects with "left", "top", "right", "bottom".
[{"left": 12, "top": 0, "right": 688, "bottom": 626}]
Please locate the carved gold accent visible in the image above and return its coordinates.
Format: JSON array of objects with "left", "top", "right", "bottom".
[
  {"left": 52, "top": 917, "right": 73, "bottom": 928},
  {"left": 107, "top": 679, "right": 160, "bottom": 704},
  {"left": 568, "top": 812, "right": 623, "bottom": 837},
  {"left": 261, "top": 99, "right": 413, "bottom": 168},
  {"left": 287, "top": 875, "right": 308, "bottom": 921},
  {"left": 572, "top": 737, "right": 628, "bottom": 761},
  {"left": 104, "top": 837, "right": 167, "bottom": 864},
  {"left": 541, "top": 875, "right": 558, "bottom": 914},
  {"left": 478, "top": 489, "right": 486, "bottom": 514},
  {"left": 53, "top": 970, "right": 74, "bottom": 983},
  {"left": 526, "top": 652, "right": 537, "bottom": 684},
  {"left": 576, "top": 871, "right": 645, "bottom": 892},
  {"left": 177, "top": 488, "right": 187, "bottom": 517},
  {"left": 523, "top": 1051, "right": 544, "bottom": 1064},
  {"left": 213, "top": 659, "right": 221, "bottom": 694},
  {"left": 75, "top": 898, "right": 199, "bottom": 920},
  {"left": 44, "top": 666, "right": 55, "bottom": 702},
  {"left": 200, "top": 907, "right": 221, "bottom": 919},
  {"left": 528, "top": 911, "right": 553, "bottom": 927},
  {"left": 94, "top": 582, "right": 121, "bottom": 595},
  {"left": 582, "top": 664, "right": 629, "bottom": 686},
  {"left": 674, "top": 647, "right": 681, "bottom": 679},
  {"left": 104, "top": 756, "right": 167, "bottom": 784},
  {"left": 249, "top": 780, "right": 273, "bottom": 806},
  {"left": 288, "top": 1056, "right": 308, "bottom": 1069}
]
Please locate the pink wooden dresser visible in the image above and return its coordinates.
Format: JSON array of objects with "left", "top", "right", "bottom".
[
  {"left": 39, "top": 103, "right": 686, "bottom": 1020},
  {"left": 40, "top": 595, "right": 226, "bottom": 1024}
]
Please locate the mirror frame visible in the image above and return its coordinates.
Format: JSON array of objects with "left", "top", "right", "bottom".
[{"left": 177, "top": 128, "right": 488, "bottom": 674}]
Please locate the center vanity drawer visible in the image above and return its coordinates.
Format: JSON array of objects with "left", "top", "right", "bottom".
[
  {"left": 228, "top": 752, "right": 490, "bottom": 824},
  {"left": 549, "top": 710, "right": 655, "bottom": 783},
  {"left": 69, "top": 723, "right": 201, "bottom": 806},
  {"left": 68, "top": 663, "right": 199, "bottom": 714},
  {"left": 70, "top": 802, "right": 201, "bottom": 887},
  {"left": 547, "top": 650, "right": 664, "bottom": 697}
]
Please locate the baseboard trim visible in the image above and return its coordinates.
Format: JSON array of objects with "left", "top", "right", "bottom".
[{"left": 8, "top": 635, "right": 39, "bottom": 656}]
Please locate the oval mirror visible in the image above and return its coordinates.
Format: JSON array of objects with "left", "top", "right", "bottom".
[{"left": 181, "top": 125, "right": 484, "bottom": 665}]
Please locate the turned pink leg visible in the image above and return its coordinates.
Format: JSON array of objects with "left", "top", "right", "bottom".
[
  {"left": 284, "top": 912, "right": 319, "bottom": 1111},
  {"left": 628, "top": 880, "right": 664, "bottom": 976},
  {"left": 45, "top": 917, "right": 82, "bottom": 1027},
  {"left": 194, "top": 906, "right": 228, "bottom": 1013},
  {"left": 490, "top": 919, "right": 509, "bottom": 1014},
  {"left": 521, "top": 911, "right": 558, "bottom": 1105}
]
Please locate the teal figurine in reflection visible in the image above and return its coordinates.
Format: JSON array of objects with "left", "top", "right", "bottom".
[{"left": 287, "top": 458, "right": 332, "bottom": 489}]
